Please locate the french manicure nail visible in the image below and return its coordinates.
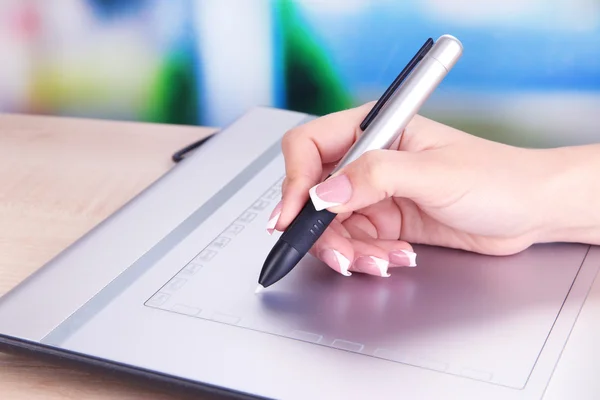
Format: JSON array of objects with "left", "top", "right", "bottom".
[
  {"left": 309, "top": 174, "right": 353, "bottom": 211},
  {"left": 319, "top": 249, "right": 351, "bottom": 276},
  {"left": 266, "top": 201, "right": 282, "bottom": 235},
  {"left": 389, "top": 250, "right": 417, "bottom": 267},
  {"left": 354, "top": 256, "right": 390, "bottom": 277}
]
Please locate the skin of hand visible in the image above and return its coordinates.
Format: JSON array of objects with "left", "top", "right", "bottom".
[{"left": 265, "top": 101, "right": 600, "bottom": 277}]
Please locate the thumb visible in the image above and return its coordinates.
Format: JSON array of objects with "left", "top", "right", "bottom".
[{"left": 308, "top": 149, "right": 439, "bottom": 213}]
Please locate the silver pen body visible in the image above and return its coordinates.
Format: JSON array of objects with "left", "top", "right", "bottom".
[{"left": 332, "top": 34, "right": 463, "bottom": 173}]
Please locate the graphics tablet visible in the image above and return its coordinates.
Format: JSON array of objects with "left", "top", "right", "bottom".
[{"left": 1, "top": 107, "right": 599, "bottom": 399}]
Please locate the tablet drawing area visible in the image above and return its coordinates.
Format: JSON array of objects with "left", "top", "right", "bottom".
[{"left": 142, "top": 159, "right": 588, "bottom": 391}]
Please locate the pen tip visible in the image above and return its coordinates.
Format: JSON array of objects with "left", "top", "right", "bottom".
[{"left": 254, "top": 285, "right": 265, "bottom": 294}]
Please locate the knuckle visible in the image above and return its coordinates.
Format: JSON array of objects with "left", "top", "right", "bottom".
[
  {"left": 282, "top": 170, "right": 312, "bottom": 196},
  {"left": 281, "top": 126, "right": 302, "bottom": 151},
  {"left": 361, "top": 151, "right": 383, "bottom": 176},
  {"left": 360, "top": 151, "right": 388, "bottom": 190}
]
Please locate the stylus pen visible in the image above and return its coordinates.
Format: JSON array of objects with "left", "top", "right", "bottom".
[{"left": 257, "top": 34, "right": 463, "bottom": 291}]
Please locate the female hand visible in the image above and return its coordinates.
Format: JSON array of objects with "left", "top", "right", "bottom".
[{"left": 266, "top": 102, "right": 599, "bottom": 277}]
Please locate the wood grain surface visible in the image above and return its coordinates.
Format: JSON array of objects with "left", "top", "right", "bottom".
[{"left": 0, "top": 113, "right": 218, "bottom": 399}]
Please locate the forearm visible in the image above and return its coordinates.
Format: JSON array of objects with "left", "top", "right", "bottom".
[{"left": 538, "top": 143, "right": 600, "bottom": 245}]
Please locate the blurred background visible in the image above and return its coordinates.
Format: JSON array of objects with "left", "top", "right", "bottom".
[{"left": 1, "top": 0, "right": 599, "bottom": 147}]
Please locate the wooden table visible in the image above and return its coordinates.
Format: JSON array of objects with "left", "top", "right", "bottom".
[{"left": 0, "top": 113, "right": 217, "bottom": 399}]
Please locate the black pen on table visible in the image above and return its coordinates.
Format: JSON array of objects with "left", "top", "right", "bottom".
[{"left": 256, "top": 34, "right": 463, "bottom": 293}]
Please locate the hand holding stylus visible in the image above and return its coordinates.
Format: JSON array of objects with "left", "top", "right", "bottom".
[
  {"left": 257, "top": 35, "right": 462, "bottom": 289},
  {"left": 269, "top": 103, "right": 600, "bottom": 277}
]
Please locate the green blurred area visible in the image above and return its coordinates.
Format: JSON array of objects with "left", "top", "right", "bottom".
[
  {"left": 143, "top": 50, "right": 200, "bottom": 126},
  {"left": 277, "top": 0, "right": 353, "bottom": 116}
]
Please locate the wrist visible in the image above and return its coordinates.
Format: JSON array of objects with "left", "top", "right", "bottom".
[{"left": 535, "top": 144, "right": 600, "bottom": 245}]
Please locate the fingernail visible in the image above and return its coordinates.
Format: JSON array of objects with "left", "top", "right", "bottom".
[
  {"left": 389, "top": 250, "right": 417, "bottom": 267},
  {"left": 354, "top": 256, "right": 390, "bottom": 277},
  {"left": 309, "top": 174, "right": 352, "bottom": 211},
  {"left": 266, "top": 201, "right": 282, "bottom": 235},
  {"left": 319, "top": 249, "right": 351, "bottom": 276}
]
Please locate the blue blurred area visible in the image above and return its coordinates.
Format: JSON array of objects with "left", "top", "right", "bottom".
[
  {"left": 0, "top": 0, "right": 598, "bottom": 147},
  {"left": 300, "top": 4, "right": 600, "bottom": 92},
  {"left": 86, "top": 0, "right": 149, "bottom": 20}
]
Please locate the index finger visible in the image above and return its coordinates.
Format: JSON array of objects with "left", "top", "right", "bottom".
[{"left": 276, "top": 102, "right": 375, "bottom": 230}]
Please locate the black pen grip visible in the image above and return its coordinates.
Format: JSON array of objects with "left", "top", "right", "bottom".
[{"left": 280, "top": 200, "right": 336, "bottom": 254}]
